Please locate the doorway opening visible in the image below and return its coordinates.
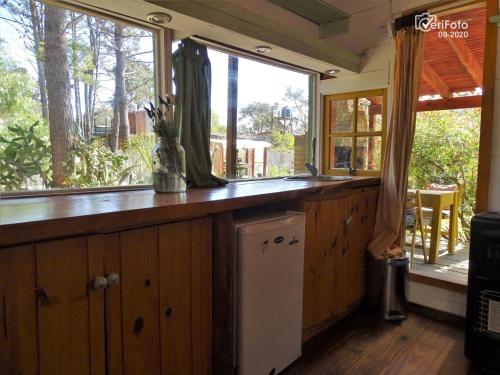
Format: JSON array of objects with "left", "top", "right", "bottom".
[{"left": 406, "top": 4, "right": 486, "bottom": 285}]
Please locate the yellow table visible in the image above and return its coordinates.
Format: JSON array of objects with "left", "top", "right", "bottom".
[{"left": 408, "top": 189, "right": 458, "bottom": 264}]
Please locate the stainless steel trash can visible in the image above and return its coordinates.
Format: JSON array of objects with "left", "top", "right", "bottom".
[{"left": 378, "top": 256, "right": 409, "bottom": 320}]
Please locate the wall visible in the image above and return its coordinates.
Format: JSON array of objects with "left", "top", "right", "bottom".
[
  {"left": 407, "top": 281, "right": 467, "bottom": 317},
  {"left": 319, "top": 1, "right": 393, "bottom": 95},
  {"left": 319, "top": 42, "right": 392, "bottom": 94}
]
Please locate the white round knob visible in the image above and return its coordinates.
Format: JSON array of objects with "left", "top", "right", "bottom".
[
  {"left": 92, "top": 276, "right": 108, "bottom": 290},
  {"left": 106, "top": 273, "right": 120, "bottom": 286}
]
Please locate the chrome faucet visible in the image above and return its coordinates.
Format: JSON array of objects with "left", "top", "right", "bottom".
[{"left": 305, "top": 163, "right": 318, "bottom": 176}]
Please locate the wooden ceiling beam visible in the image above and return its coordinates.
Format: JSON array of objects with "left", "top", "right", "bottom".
[
  {"left": 444, "top": 36, "right": 483, "bottom": 87},
  {"left": 421, "top": 60, "right": 451, "bottom": 98},
  {"left": 416, "top": 95, "right": 482, "bottom": 111}
]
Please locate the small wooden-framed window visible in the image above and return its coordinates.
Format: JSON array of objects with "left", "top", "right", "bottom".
[{"left": 322, "top": 88, "right": 387, "bottom": 176}]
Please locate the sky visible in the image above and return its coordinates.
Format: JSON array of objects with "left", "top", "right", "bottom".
[
  {"left": 1, "top": 2, "right": 309, "bottom": 127},
  {"left": 1, "top": 3, "right": 156, "bottom": 115},
  {"left": 0, "top": 7, "right": 36, "bottom": 75}
]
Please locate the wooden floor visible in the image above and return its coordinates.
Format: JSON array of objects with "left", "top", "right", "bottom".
[
  {"left": 283, "top": 310, "right": 483, "bottom": 375},
  {"left": 406, "top": 234, "right": 470, "bottom": 285}
]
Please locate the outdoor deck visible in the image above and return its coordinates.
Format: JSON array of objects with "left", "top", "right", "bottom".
[{"left": 406, "top": 234, "right": 470, "bottom": 285}]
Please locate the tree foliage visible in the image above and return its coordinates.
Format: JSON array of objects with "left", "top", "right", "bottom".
[
  {"left": 408, "top": 109, "right": 480, "bottom": 239},
  {"left": 238, "top": 86, "right": 309, "bottom": 136},
  {"left": 0, "top": 122, "right": 52, "bottom": 190},
  {"left": 65, "top": 137, "right": 133, "bottom": 188},
  {"left": 124, "top": 134, "right": 155, "bottom": 172},
  {"left": 0, "top": 43, "right": 41, "bottom": 126},
  {"left": 270, "top": 131, "right": 294, "bottom": 153},
  {"left": 283, "top": 86, "right": 308, "bottom": 134},
  {"left": 211, "top": 111, "right": 226, "bottom": 136},
  {"left": 239, "top": 101, "right": 276, "bottom": 134}
]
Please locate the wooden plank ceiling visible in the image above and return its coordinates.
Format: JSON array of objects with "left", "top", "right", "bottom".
[{"left": 418, "top": 6, "right": 485, "bottom": 111}]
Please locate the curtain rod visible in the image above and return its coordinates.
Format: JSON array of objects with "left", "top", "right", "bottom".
[
  {"left": 187, "top": 35, "right": 318, "bottom": 76},
  {"left": 394, "top": 11, "right": 428, "bottom": 31}
]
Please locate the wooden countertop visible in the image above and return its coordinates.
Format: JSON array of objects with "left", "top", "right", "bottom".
[{"left": 0, "top": 177, "right": 380, "bottom": 247}]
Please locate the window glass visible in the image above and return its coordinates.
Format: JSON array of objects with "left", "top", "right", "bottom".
[
  {"left": 330, "top": 99, "right": 354, "bottom": 133},
  {"left": 330, "top": 137, "right": 352, "bottom": 169},
  {"left": 357, "top": 96, "right": 383, "bottom": 132},
  {"left": 236, "top": 55, "right": 311, "bottom": 178},
  {"left": 324, "top": 90, "right": 385, "bottom": 175},
  {"left": 208, "top": 49, "right": 229, "bottom": 178},
  {"left": 0, "top": 1, "right": 155, "bottom": 192},
  {"left": 356, "top": 136, "right": 382, "bottom": 170}
]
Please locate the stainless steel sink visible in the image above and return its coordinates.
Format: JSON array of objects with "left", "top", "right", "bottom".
[{"left": 284, "top": 175, "right": 353, "bottom": 181}]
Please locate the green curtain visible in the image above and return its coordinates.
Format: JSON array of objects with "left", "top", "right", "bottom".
[{"left": 172, "top": 39, "right": 227, "bottom": 187}]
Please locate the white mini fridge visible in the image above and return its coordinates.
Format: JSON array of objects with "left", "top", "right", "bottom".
[{"left": 234, "top": 211, "right": 306, "bottom": 375}]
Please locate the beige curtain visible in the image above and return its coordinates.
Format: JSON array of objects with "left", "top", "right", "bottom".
[{"left": 368, "top": 26, "right": 425, "bottom": 259}]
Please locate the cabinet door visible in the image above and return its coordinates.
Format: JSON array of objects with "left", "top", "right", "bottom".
[
  {"left": 303, "top": 197, "right": 347, "bottom": 329},
  {"left": 0, "top": 245, "right": 38, "bottom": 375},
  {"left": 341, "top": 191, "right": 366, "bottom": 310},
  {"left": 120, "top": 226, "right": 161, "bottom": 375},
  {"left": 89, "top": 233, "right": 122, "bottom": 375},
  {"left": 36, "top": 237, "right": 105, "bottom": 375},
  {"left": 344, "top": 188, "right": 378, "bottom": 307},
  {"left": 303, "top": 188, "right": 379, "bottom": 330},
  {"left": 88, "top": 228, "right": 161, "bottom": 375},
  {"left": 189, "top": 218, "right": 212, "bottom": 375},
  {"left": 159, "top": 217, "right": 212, "bottom": 375},
  {"left": 86, "top": 219, "right": 213, "bottom": 375},
  {"left": 302, "top": 200, "right": 321, "bottom": 329},
  {"left": 159, "top": 221, "right": 192, "bottom": 375},
  {"left": 329, "top": 196, "right": 352, "bottom": 319},
  {"left": 363, "top": 187, "right": 379, "bottom": 231}
]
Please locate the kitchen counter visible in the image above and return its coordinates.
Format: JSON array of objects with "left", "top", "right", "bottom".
[{"left": 0, "top": 177, "right": 380, "bottom": 247}]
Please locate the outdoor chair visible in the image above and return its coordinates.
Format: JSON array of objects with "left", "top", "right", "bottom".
[{"left": 405, "top": 190, "right": 429, "bottom": 266}]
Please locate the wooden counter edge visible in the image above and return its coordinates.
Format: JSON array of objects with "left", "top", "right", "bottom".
[{"left": 0, "top": 178, "right": 380, "bottom": 248}]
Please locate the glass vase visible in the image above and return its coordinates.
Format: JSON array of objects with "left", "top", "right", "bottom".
[{"left": 152, "top": 137, "right": 187, "bottom": 193}]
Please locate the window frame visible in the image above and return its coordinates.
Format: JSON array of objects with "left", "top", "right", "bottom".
[
  {"left": 187, "top": 40, "right": 317, "bottom": 181},
  {"left": 1, "top": 1, "right": 165, "bottom": 198},
  {"left": 322, "top": 88, "right": 387, "bottom": 176}
]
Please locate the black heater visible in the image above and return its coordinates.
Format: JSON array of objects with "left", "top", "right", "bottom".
[{"left": 465, "top": 212, "right": 500, "bottom": 373}]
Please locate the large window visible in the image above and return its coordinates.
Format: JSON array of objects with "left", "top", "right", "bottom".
[
  {"left": 174, "top": 44, "right": 313, "bottom": 180},
  {"left": 323, "top": 89, "right": 386, "bottom": 176},
  {"left": 0, "top": 0, "right": 156, "bottom": 193}
]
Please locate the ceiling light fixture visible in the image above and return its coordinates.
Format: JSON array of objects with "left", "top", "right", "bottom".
[
  {"left": 146, "top": 12, "right": 172, "bottom": 25},
  {"left": 254, "top": 46, "right": 272, "bottom": 54},
  {"left": 325, "top": 68, "right": 340, "bottom": 75}
]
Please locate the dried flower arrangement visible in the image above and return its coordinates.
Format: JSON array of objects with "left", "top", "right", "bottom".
[{"left": 144, "top": 96, "right": 186, "bottom": 192}]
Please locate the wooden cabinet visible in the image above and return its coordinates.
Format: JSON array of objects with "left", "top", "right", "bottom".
[
  {"left": 158, "top": 220, "right": 212, "bottom": 375},
  {"left": 0, "top": 245, "right": 38, "bottom": 375},
  {"left": 302, "top": 187, "right": 378, "bottom": 332},
  {"left": 0, "top": 217, "right": 212, "bottom": 375},
  {"left": 36, "top": 237, "right": 94, "bottom": 375}
]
